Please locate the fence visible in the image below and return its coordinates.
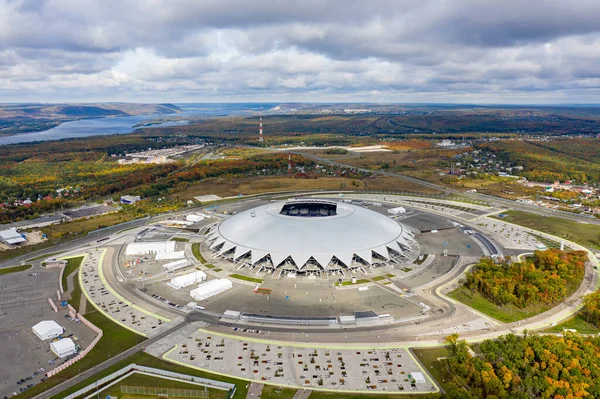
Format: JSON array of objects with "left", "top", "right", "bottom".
[{"left": 121, "top": 386, "right": 209, "bottom": 398}]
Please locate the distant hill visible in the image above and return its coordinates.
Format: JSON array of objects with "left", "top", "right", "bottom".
[{"left": 0, "top": 103, "right": 183, "bottom": 136}]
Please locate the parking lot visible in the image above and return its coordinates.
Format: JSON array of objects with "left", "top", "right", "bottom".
[
  {"left": 0, "top": 266, "right": 94, "bottom": 398},
  {"left": 157, "top": 327, "right": 437, "bottom": 394}
]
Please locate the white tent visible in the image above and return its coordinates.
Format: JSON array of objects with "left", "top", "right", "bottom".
[
  {"left": 32, "top": 320, "right": 63, "bottom": 341},
  {"left": 155, "top": 251, "right": 185, "bottom": 260},
  {"left": 50, "top": 338, "right": 76, "bottom": 358},
  {"left": 168, "top": 270, "right": 207, "bottom": 290},
  {"left": 190, "top": 279, "right": 233, "bottom": 301},
  {"left": 186, "top": 214, "right": 204, "bottom": 222},
  {"left": 387, "top": 207, "right": 406, "bottom": 215},
  {"left": 125, "top": 241, "right": 175, "bottom": 256},
  {"left": 162, "top": 259, "right": 190, "bottom": 272},
  {"left": 410, "top": 372, "right": 427, "bottom": 384}
]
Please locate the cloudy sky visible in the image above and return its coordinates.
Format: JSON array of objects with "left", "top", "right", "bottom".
[{"left": 1, "top": 0, "right": 600, "bottom": 103}]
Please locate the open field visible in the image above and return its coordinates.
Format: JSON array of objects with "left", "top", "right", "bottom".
[
  {"left": 260, "top": 385, "right": 297, "bottom": 399},
  {"left": 176, "top": 174, "right": 439, "bottom": 200},
  {"left": 411, "top": 347, "right": 452, "bottom": 393},
  {"left": 0, "top": 264, "right": 32, "bottom": 274},
  {"left": 43, "top": 213, "right": 135, "bottom": 239},
  {"left": 492, "top": 210, "right": 600, "bottom": 250},
  {"left": 192, "top": 243, "right": 208, "bottom": 263},
  {"left": 448, "top": 286, "right": 550, "bottom": 323},
  {"left": 542, "top": 314, "right": 600, "bottom": 334}
]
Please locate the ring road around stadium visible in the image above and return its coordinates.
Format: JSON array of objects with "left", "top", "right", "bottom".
[{"left": 87, "top": 193, "right": 597, "bottom": 395}]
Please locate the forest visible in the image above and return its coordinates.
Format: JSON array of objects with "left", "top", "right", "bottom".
[
  {"left": 464, "top": 250, "right": 587, "bottom": 309},
  {"left": 440, "top": 333, "right": 600, "bottom": 399},
  {"left": 581, "top": 291, "right": 600, "bottom": 328}
]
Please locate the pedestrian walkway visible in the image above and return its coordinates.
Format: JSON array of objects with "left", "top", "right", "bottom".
[
  {"left": 293, "top": 388, "right": 311, "bottom": 399},
  {"left": 246, "top": 382, "right": 263, "bottom": 398}
]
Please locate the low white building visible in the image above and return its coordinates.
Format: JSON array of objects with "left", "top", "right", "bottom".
[
  {"left": 50, "top": 338, "right": 77, "bottom": 358},
  {"left": 32, "top": 320, "right": 63, "bottom": 341},
  {"left": 120, "top": 195, "right": 141, "bottom": 204},
  {"left": 162, "top": 259, "right": 190, "bottom": 272},
  {"left": 168, "top": 270, "right": 207, "bottom": 290},
  {"left": 125, "top": 241, "right": 176, "bottom": 256},
  {"left": 0, "top": 228, "right": 26, "bottom": 245},
  {"left": 387, "top": 207, "right": 406, "bottom": 215},
  {"left": 190, "top": 279, "right": 233, "bottom": 301}
]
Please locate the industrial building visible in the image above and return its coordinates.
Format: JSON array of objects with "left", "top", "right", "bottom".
[
  {"left": 162, "top": 259, "right": 190, "bottom": 272},
  {"left": 125, "top": 241, "right": 176, "bottom": 256},
  {"left": 206, "top": 199, "right": 414, "bottom": 271},
  {"left": 32, "top": 320, "right": 63, "bottom": 340},
  {"left": 50, "top": 338, "right": 77, "bottom": 358},
  {"left": 167, "top": 270, "right": 207, "bottom": 290},
  {"left": 190, "top": 279, "right": 233, "bottom": 301},
  {"left": 0, "top": 228, "right": 26, "bottom": 245}
]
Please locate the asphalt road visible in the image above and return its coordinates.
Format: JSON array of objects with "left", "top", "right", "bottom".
[{"left": 32, "top": 320, "right": 187, "bottom": 399}]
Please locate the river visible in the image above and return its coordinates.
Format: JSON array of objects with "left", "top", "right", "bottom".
[{"left": 0, "top": 103, "right": 278, "bottom": 146}]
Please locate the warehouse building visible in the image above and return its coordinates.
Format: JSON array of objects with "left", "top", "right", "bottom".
[
  {"left": 50, "top": 338, "right": 77, "bottom": 358},
  {"left": 32, "top": 320, "right": 63, "bottom": 341},
  {"left": 190, "top": 279, "right": 233, "bottom": 301},
  {"left": 168, "top": 270, "right": 207, "bottom": 290},
  {"left": 0, "top": 228, "right": 26, "bottom": 245}
]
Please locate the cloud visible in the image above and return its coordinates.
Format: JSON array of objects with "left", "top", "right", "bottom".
[{"left": 1, "top": 0, "right": 600, "bottom": 102}]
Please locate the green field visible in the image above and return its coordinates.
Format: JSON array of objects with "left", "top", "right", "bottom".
[
  {"left": 0, "top": 264, "right": 32, "bottom": 274},
  {"left": 448, "top": 286, "right": 549, "bottom": 323},
  {"left": 260, "top": 385, "right": 297, "bottom": 399},
  {"left": 229, "top": 273, "right": 263, "bottom": 283},
  {"left": 95, "top": 372, "right": 228, "bottom": 399},
  {"left": 340, "top": 279, "right": 370, "bottom": 286},
  {"left": 170, "top": 237, "right": 190, "bottom": 242},
  {"left": 413, "top": 254, "right": 428, "bottom": 265},
  {"left": 372, "top": 276, "right": 386, "bottom": 281},
  {"left": 411, "top": 347, "right": 452, "bottom": 393},
  {"left": 541, "top": 314, "right": 600, "bottom": 334},
  {"left": 492, "top": 210, "right": 600, "bottom": 250},
  {"left": 50, "top": 352, "right": 247, "bottom": 399},
  {"left": 61, "top": 256, "right": 84, "bottom": 292},
  {"left": 191, "top": 243, "right": 208, "bottom": 263}
]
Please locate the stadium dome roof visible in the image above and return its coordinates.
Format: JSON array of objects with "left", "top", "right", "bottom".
[{"left": 207, "top": 199, "right": 415, "bottom": 270}]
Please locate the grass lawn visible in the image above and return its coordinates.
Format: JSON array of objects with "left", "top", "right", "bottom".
[
  {"left": 95, "top": 372, "right": 228, "bottom": 399},
  {"left": 0, "top": 264, "right": 32, "bottom": 274},
  {"left": 340, "top": 279, "right": 370, "bottom": 286},
  {"left": 385, "top": 273, "right": 395, "bottom": 278},
  {"left": 50, "top": 352, "right": 248, "bottom": 399},
  {"left": 401, "top": 267, "right": 413, "bottom": 272},
  {"left": 413, "top": 254, "right": 428, "bottom": 265},
  {"left": 43, "top": 212, "right": 135, "bottom": 239},
  {"left": 61, "top": 255, "right": 84, "bottom": 292},
  {"left": 171, "top": 237, "right": 190, "bottom": 242},
  {"left": 541, "top": 314, "right": 600, "bottom": 334},
  {"left": 448, "top": 286, "right": 550, "bottom": 323},
  {"left": 192, "top": 243, "right": 208, "bottom": 263},
  {"left": 204, "top": 263, "right": 215, "bottom": 269},
  {"left": 213, "top": 268, "right": 223, "bottom": 272},
  {"left": 260, "top": 385, "right": 297, "bottom": 399},
  {"left": 229, "top": 273, "right": 263, "bottom": 283},
  {"left": 492, "top": 210, "right": 600, "bottom": 250},
  {"left": 412, "top": 347, "right": 452, "bottom": 393},
  {"left": 372, "top": 276, "right": 386, "bottom": 281},
  {"left": 310, "top": 392, "right": 430, "bottom": 399}
]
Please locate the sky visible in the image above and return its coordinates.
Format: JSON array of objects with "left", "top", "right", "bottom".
[{"left": 1, "top": 0, "right": 600, "bottom": 104}]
